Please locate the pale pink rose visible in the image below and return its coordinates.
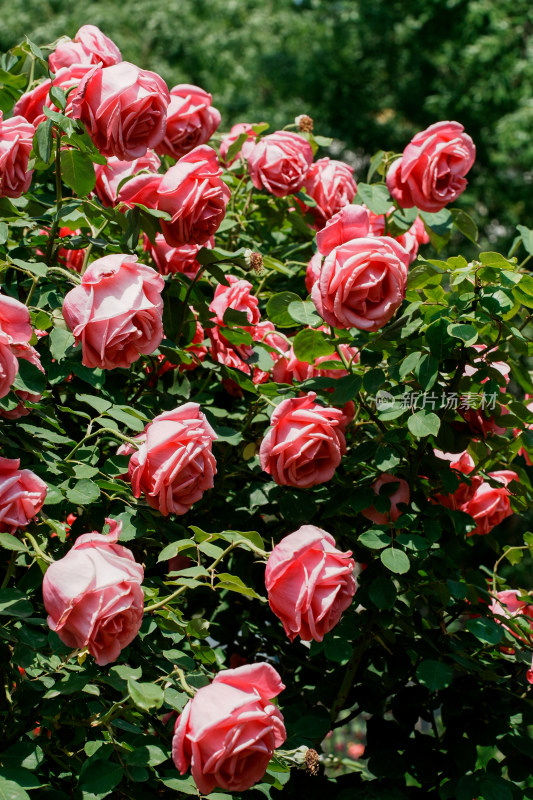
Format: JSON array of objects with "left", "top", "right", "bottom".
[
  {"left": 94, "top": 151, "right": 161, "bottom": 207},
  {"left": 0, "top": 331, "right": 19, "bottom": 399},
  {"left": 219, "top": 122, "right": 256, "bottom": 166},
  {"left": 361, "top": 473, "right": 410, "bottom": 524},
  {"left": 62, "top": 254, "right": 164, "bottom": 370},
  {"left": 128, "top": 403, "right": 217, "bottom": 516},
  {"left": 315, "top": 204, "right": 371, "bottom": 257},
  {"left": 305, "top": 252, "right": 322, "bottom": 294},
  {"left": 143, "top": 234, "right": 212, "bottom": 279},
  {"left": 0, "top": 456, "right": 47, "bottom": 533},
  {"left": 367, "top": 207, "right": 429, "bottom": 264},
  {"left": 312, "top": 236, "right": 409, "bottom": 331},
  {"left": 259, "top": 392, "right": 346, "bottom": 488},
  {"left": 272, "top": 330, "right": 358, "bottom": 384},
  {"left": 247, "top": 131, "right": 313, "bottom": 197},
  {"left": 209, "top": 274, "right": 260, "bottom": 327},
  {"left": 172, "top": 663, "right": 286, "bottom": 795},
  {"left": 156, "top": 84, "right": 221, "bottom": 159},
  {"left": 0, "top": 344, "right": 44, "bottom": 418},
  {"left": 157, "top": 145, "right": 231, "bottom": 247},
  {"left": 386, "top": 120, "right": 476, "bottom": 212},
  {"left": 299, "top": 158, "right": 357, "bottom": 228},
  {"left": 49, "top": 25, "right": 121, "bottom": 72},
  {"left": 0, "top": 113, "right": 35, "bottom": 198},
  {"left": 71, "top": 62, "right": 170, "bottom": 160},
  {"left": 42, "top": 518, "right": 144, "bottom": 666},
  {"left": 265, "top": 524, "right": 356, "bottom": 642},
  {"left": 0, "top": 293, "right": 32, "bottom": 344}
]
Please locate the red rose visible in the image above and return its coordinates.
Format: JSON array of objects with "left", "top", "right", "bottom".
[
  {"left": 386, "top": 120, "right": 476, "bottom": 212},
  {"left": 156, "top": 83, "right": 221, "bottom": 159}
]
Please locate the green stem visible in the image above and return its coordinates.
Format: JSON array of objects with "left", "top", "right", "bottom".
[
  {"left": 81, "top": 218, "right": 109, "bottom": 275},
  {"left": 175, "top": 667, "right": 196, "bottom": 697},
  {"left": 1, "top": 552, "right": 18, "bottom": 589},
  {"left": 25, "top": 278, "right": 39, "bottom": 307},
  {"left": 144, "top": 584, "right": 189, "bottom": 613},
  {"left": 24, "top": 532, "right": 53, "bottom": 564},
  {"left": 65, "top": 427, "right": 139, "bottom": 462},
  {"left": 45, "top": 130, "right": 63, "bottom": 266}
]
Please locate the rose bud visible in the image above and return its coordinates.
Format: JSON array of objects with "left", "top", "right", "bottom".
[
  {"left": 42, "top": 518, "right": 144, "bottom": 666},
  {"left": 0, "top": 457, "right": 47, "bottom": 533},
  {"left": 62, "top": 254, "right": 164, "bottom": 370},
  {"left": 265, "top": 525, "right": 357, "bottom": 641},
  {"left": 128, "top": 403, "right": 217, "bottom": 516},
  {"left": 71, "top": 61, "right": 170, "bottom": 160},
  {"left": 219, "top": 122, "right": 256, "bottom": 166},
  {"left": 311, "top": 236, "right": 409, "bottom": 331},
  {"left": 259, "top": 392, "right": 347, "bottom": 488},
  {"left": 247, "top": 130, "right": 313, "bottom": 197},
  {"left": 386, "top": 120, "right": 476, "bottom": 213},
  {"left": 298, "top": 157, "right": 357, "bottom": 228},
  {"left": 209, "top": 274, "right": 260, "bottom": 327},
  {"left": 172, "top": 663, "right": 286, "bottom": 794},
  {"left": 0, "top": 113, "right": 35, "bottom": 198},
  {"left": 156, "top": 83, "right": 221, "bottom": 160},
  {"left": 361, "top": 473, "right": 411, "bottom": 524},
  {"left": 49, "top": 25, "right": 122, "bottom": 72}
]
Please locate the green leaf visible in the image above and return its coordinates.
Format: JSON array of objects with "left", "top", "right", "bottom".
[
  {"left": 356, "top": 182, "right": 391, "bottom": 214},
  {"left": 414, "top": 353, "right": 438, "bottom": 390},
  {"left": 380, "top": 547, "right": 410, "bottom": 574},
  {"left": 292, "top": 328, "right": 335, "bottom": 363},
  {"left": 517, "top": 225, "right": 533, "bottom": 256},
  {"left": 287, "top": 300, "right": 321, "bottom": 326},
  {"left": 266, "top": 291, "right": 302, "bottom": 327},
  {"left": 447, "top": 323, "right": 478, "bottom": 346},
  {"left": 416, "top": 659, "right": 453, "bottom": 691},
  {"left": 0, "top": 778, "right": 30, "bottom": 800},
  {"left": 451, "top": 209, "right": 478, "bottom": 243},
  {"left": 369, "top": 577, "right": 396, "bottom": 609},
  {"left": 0, "top": 590, "right": 32, "bottom": 618},
  {"left": 124, "top": 745, "right": 168, "bottom": 767},
  {"left": 359, "top": 529, "right": 391, "bottom": 549},
  {"left": 465, "top": 617, "right": 503, "bottom": 645},
  {"left": 66, "top": 479, "right": 100, "bottom": 505},
  {"left": 127, "top": 679, "right": 164, "bottom": 712},
  {"left": 76, "top": 394, "right": 112, "bottom": 414},
  {"left": 49, "top": 327, "right": 75, "bottom": 361},
  {"left": 105, "top": 407, "right": 146, "bottom": 432},
  {"left": 12, "top": 359, "right": 45, "bottom": 395},
  {"left": 33, "top": 120, "right": 54, "bottom": 164},
  {"left": 215, "top": 573, "right": 261, "bottom": 599},
  {"left": 0, "top": 533, "right": 26, "bottom": 552},
  {"left": 330, "top": 373, "right": 362, "bottom": 404},
  {"left": 408, "top": 410, "right": 440, "bottom": 438},
  {"left": 60, "top": 149, "right": 96, "bottom": 196},
  {"left": 399, "top": 351, "right": 422, "bottom": 378},
  {"left": 79, "top": 759, "right": 123, "bottom": 797}
]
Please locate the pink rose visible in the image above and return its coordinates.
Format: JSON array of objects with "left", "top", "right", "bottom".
[
  {"left": 265, "top": 524, "right": 357, "bottom": 641},
  {"left": 71, "top": 62, "right": 170, "bottom": 160},
  {"left": 157, "top": 145, "right": 231, "bottom": 247},
  {"left": 13, "top": 80, "right": 51, "bottom": 126},
  {"left": 172, "top": 663, "right": 286, "bottom": 794},
  {"left": 465, "top": 471, "right": 517, "bottom": 536},
  {"left": 311, "top": 236, "right": 409, "bottom": 331},
  {"left": 0, "top": 293, "right": 32, "bottom": 345},
  {"left": 0, "top": 457, "right": 47, "bottom": 533},
  {"left": 116, "top": 172, "right": 163, "bottom": 209},
  {"left": 247, "top": 131, "right": 313, "bottom": 197},
  {"left": 517, "top": 399, "right": 533, "bottom": 465},
  {"left": 219, "top": 122, "right": 256, "bottom": 166},
  {"left": 0, "top": 113, "right": 35, "bottom": 198},
  {"left": 94, "top": 151, "right": 161, "bottom": 207},
  {"left": 0, "top": 331, "right": 18, "bottom": 399},
  {"left": 49, "top": 25, "right": 121, "bottom": 72},
  {"left": 142, "top": 234, "right": 204, "bottom": 279},
  {"left": 0, "top": 344, "right": 44, "bottom": 418},
  {"left": 42, "top": 519, "right": 144, "bottom": 666},
  {"left": 128, "top": 403, "right": 217, "bottom": 516},
  {"left": 299, "top": 158, "right": 357, "bottom": 228},
  {"left": 361, "top": 473, "right": 410, "bottom": 524},
  {"left": 489, "top": 590, "right": 533, "bottom": 644},
  {"left": 156, "top": 84, "right": 221, "bottom": 160},
  {"left": 315, "top": 204, "right": 371, "bottom": 257},
  {"left": 386, "top": 120, "right": 476, "bottom": 212},
  {"left": 305, "top": 252, "right": 322, "bottom": 294},
  {"left": 367, "top": 207, "right": 429, "bottom": 264},
  {"left": 209, "top": 274, "right": 260, "bottom": 327},
  {"left": 259, "top": 392, "right": 346, "bottom": 487},
  {"left": 272, "top": 329, "right": 358, "bottom": 384},
  {"left": 62, "top": 254, "right": 164, "bottom": 370}
]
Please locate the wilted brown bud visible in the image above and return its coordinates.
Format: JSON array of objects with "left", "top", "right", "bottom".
[
  {"left": 305, "top": 748, "right": 320, "bottom": 776},
  {"left": 245, "top": 249, "right": 264, "bottom": 274},
  {"left": 295, "top": 114, "right": 314, "bottom": 133}
]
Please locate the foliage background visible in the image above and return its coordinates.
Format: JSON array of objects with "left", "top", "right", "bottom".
[{"left": 1, "top": 0, "right": 532, "bottom": 250}]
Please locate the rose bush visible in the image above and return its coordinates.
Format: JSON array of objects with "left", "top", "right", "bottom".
[{"left": 1, "top": 27, "right": 533, "bottom": 800}]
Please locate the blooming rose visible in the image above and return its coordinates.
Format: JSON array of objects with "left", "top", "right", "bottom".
[
  {"left": 458, "top": 344, "right": 510, "bottom": 437},
  {"left": 367, "top": 207, "right": 429, "bottom": 265},
  {"left": 315, "top": 204, "right": 372, "bottom": 257},
  {"left": 260, "top": 392, "right": 346, "bottom": 487},
  {"left": 42, "top": 518, "right": 144, "bottom": 666},
  {"left": 94, "top": 151, "right": 161, "bottom": 207},
  {"left": 156, "top": 84, "right": 221, "bottom": 160},
  {"left": 128, "top": 403, "right": 217, "bottom": 516},
  {"left": 305, "top": 252, "right": 322, "bottom": 294},
  {"left": 13, "top": 80, "right": 52, "bottom": 126},
  {"left": 311, "top": 236, "right": 409, "bottom": 331},
  {"left": 490, "top": 590, "right": 533, "bottom": 641},
  {"left": 219, "top": 122, "right": 256, "bottom": 166},
  {"left": 157, "top": 145, "right": 231, "bottom": 247},
  {"left": 0, "top": 113, "right": 35, "bottom": 198},
  {"left": 247, "top": 131, "right": 313, "bottom": 197},
  {"left": 0, "top": 331, "right": 18, "bottom": 399},
  {"left": 361, "top": 473, "right": 410, "bottom": 524},
  {"left": 62, "top": 254, "right": 164, "bottom": 369},
  {"left": 71, "top": 62, "right": 170, "bottom": 160},
  {"left": 0, "top": 344, "right": 44, "bottom": 419},
  {"left": 299, "top": 158, "right": 357, "bottom": 228},
  {"left": 0, "top": 294, "right": 31, "bottom": 345},
  {"left": 172, "top": 663, "right": 286, "bottom": 794},
  {"left": 265, "top": 525, "right": 357, "bottom": 641},
  {"left": 49, "top": 25, "right": 122, "bottom": 72},
  {"left": 0, "top": 457, "right": 47, "bottom": 533},
  {"left": 386, "top": 120, "right": 476, "bottom": 212},
  {"left": 209, "top": 274, "right": 260, "bottom": 327},
  {"left": 272, "top": 328, "right": 358, "bottom": 384},
  {"left": 142, "top": 234, "right": 206, "bottom": 279}
]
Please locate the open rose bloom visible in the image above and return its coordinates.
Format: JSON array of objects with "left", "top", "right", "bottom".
[
  {"left": 265, "top": 525, "right": 357, "bottom": 641},
  {"left": 42, "top": 519, "right": 144, "bottom": 665},
  {"left": 172, "top": 663, "right": 286, "bottom": 794},
  {"left": 0, "top": 457, "right": 47, "bottom": 533},
  {"left": 49, "top": 25, "right": 122, "bottom": 72},
  {"left": 0, "top": 112, "right": 35, "bottom": 198},
  {"left": 247, "top": 130, "right": 313, "bottom": 197},
  {"left": 156, "top": 83, "right": 221, "bottom": 159}
]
